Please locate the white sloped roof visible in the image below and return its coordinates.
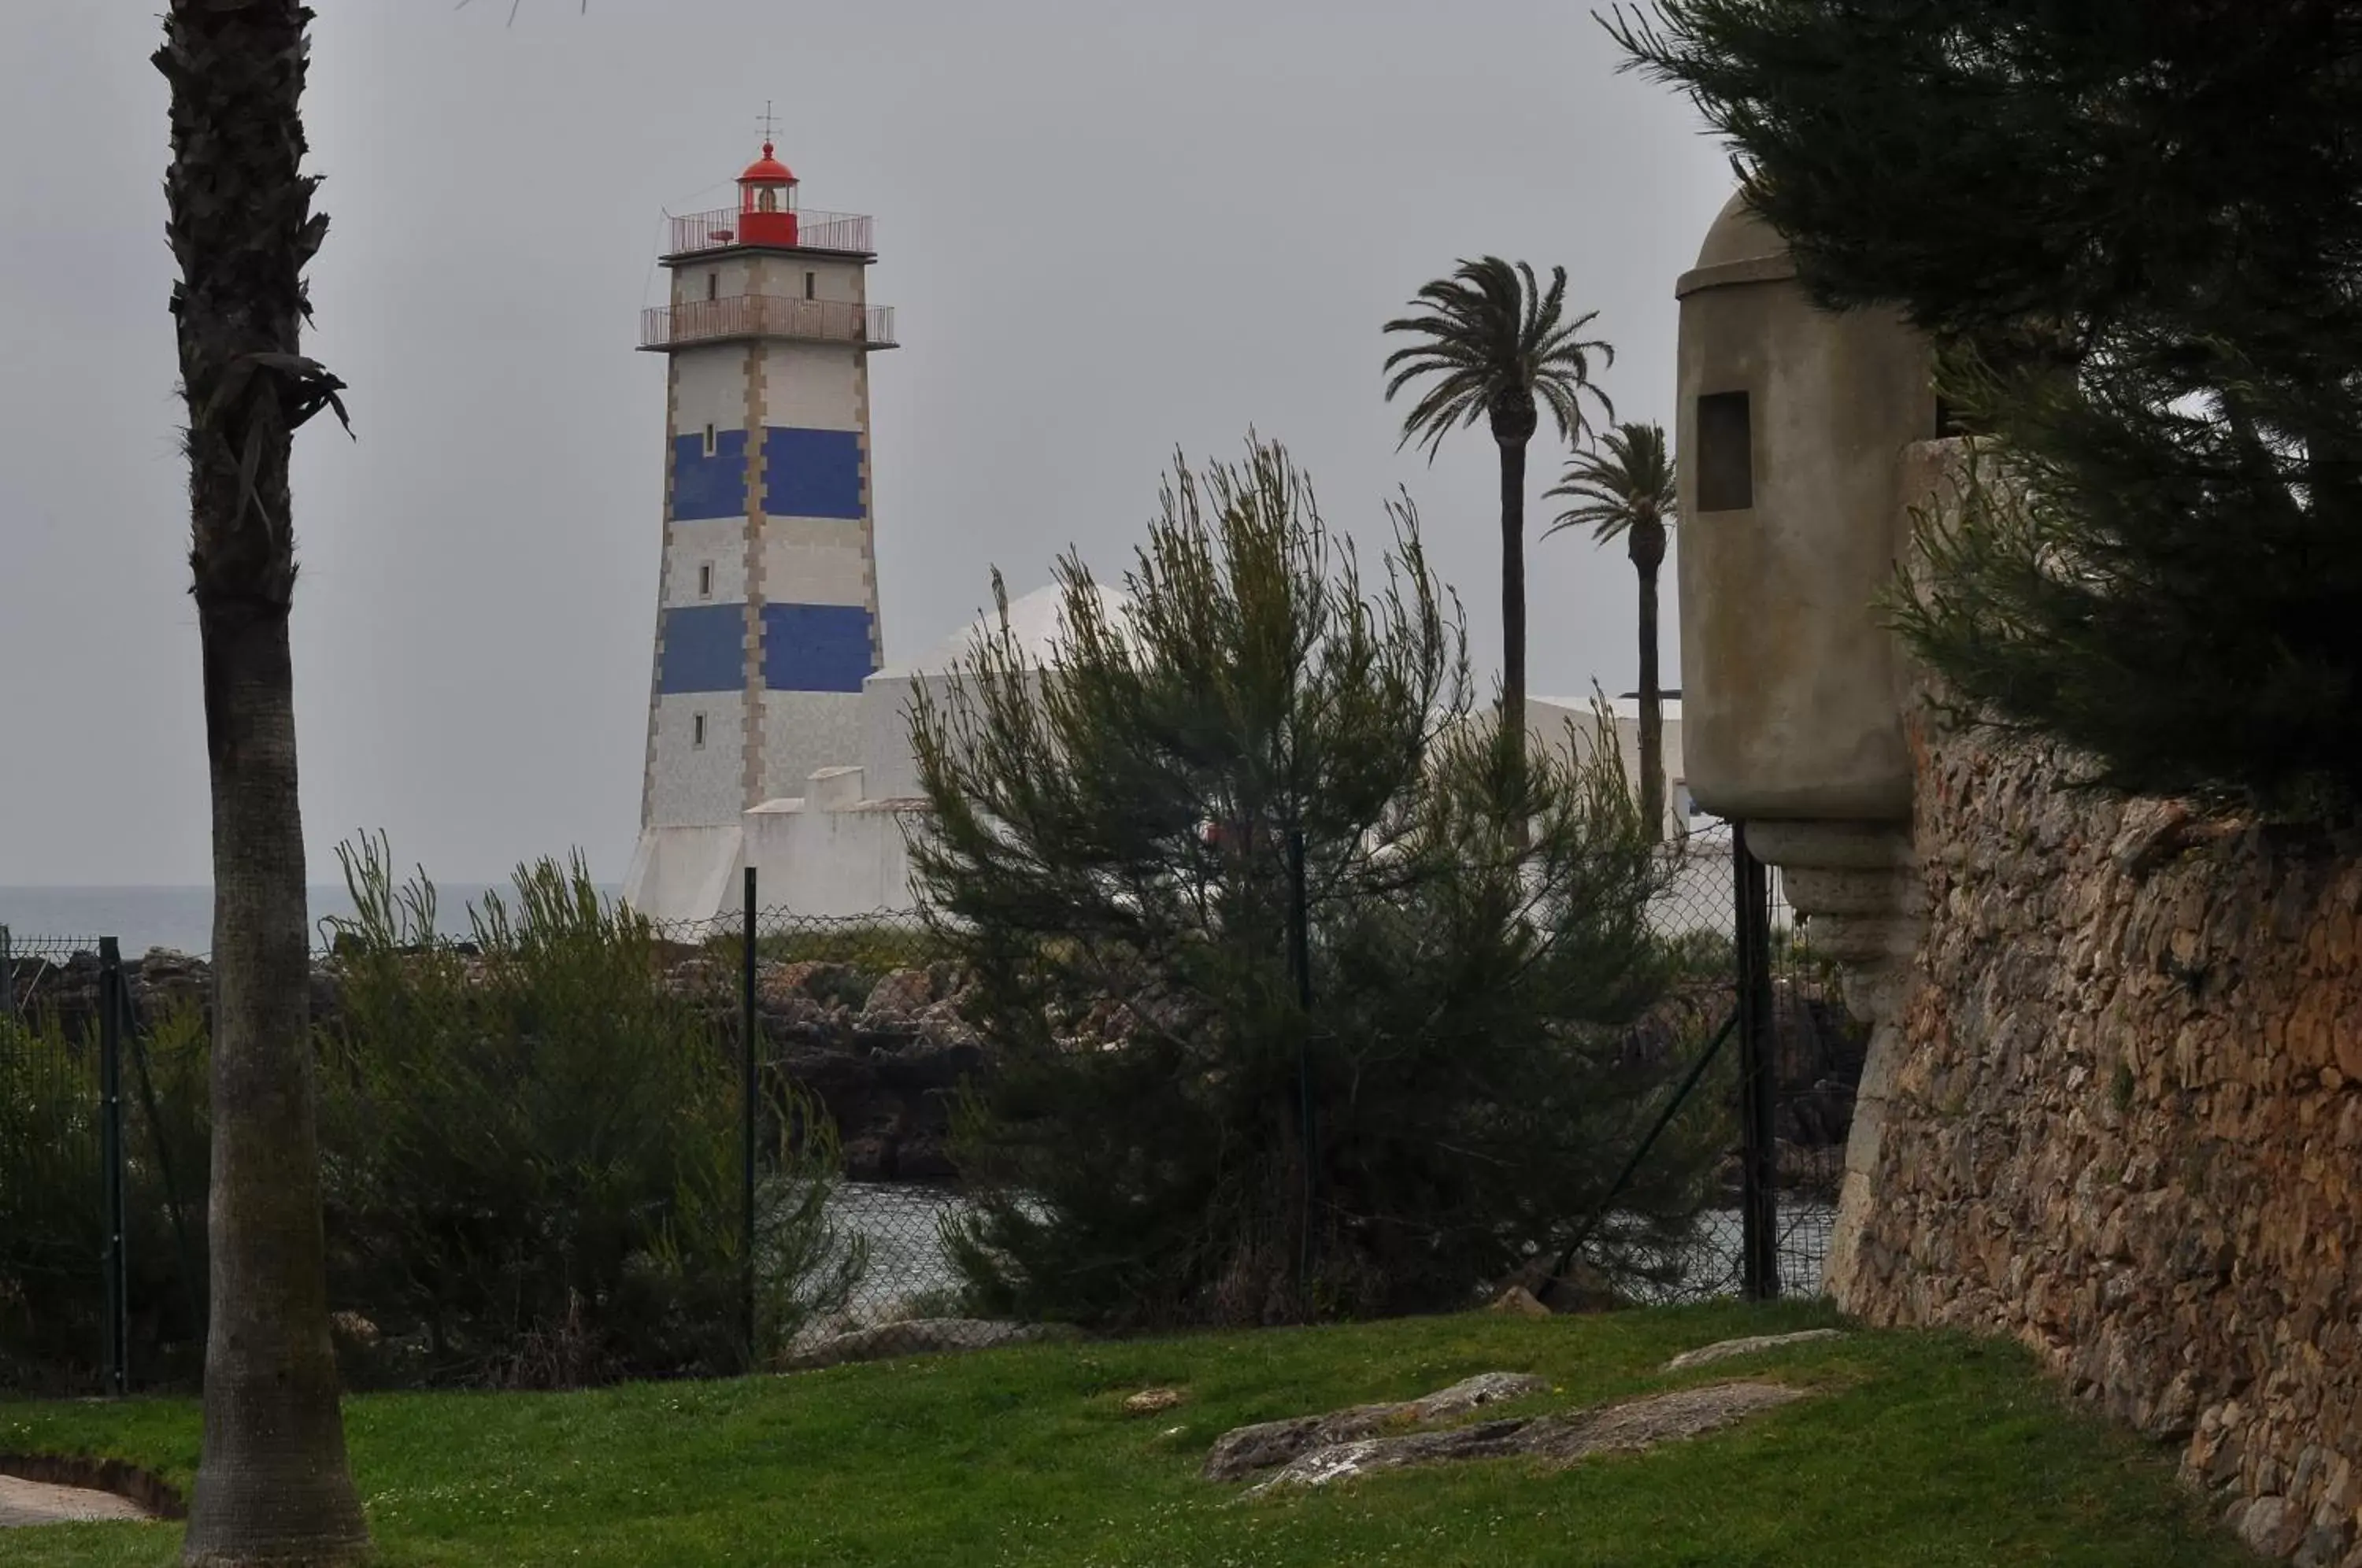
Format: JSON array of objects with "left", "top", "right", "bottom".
[
  {"left": 1532, "top": 693, "right": 1685, "bottom": 723},
  {"left": 872, "top": 582, "right": 1135, "bottom": 681}
]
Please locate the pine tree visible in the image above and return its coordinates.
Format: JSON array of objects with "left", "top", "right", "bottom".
[
  {"left": 1611, "top": 0, "right": 2362, "bottom": 814},
  {"left": 909, "top": 439, "right": 1713, "bottom": 1329}
]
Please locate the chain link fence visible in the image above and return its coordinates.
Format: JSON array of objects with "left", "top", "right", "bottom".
[
  {"left": 644, "top": 900, "right": 985, "bottom": 1368},
  {"left": 0, "top": 930, "right": 112, "bottom": 1391},
  {"left": 0, "top": 931, "right": 205, "bottom": 1395},
  {"left": 1541, "top": 823, "right": 1864, "bottom": 1306},
  {"left": 2, "top": 826, "right": 1867, "bottom": 1391}
]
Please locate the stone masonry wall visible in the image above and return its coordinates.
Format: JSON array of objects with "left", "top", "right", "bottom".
[{"left": 1830, "top": 721, "right": 2362, "bottom": 1564}]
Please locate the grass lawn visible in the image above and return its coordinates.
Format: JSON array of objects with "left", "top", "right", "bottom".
[{"left": 2, "top": 1300, "right": 2250, "bottom": 1567}]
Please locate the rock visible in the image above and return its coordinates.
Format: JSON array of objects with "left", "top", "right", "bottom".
[
  {"left": 1535, "top": 1260, "right": 1627, "bottom": 1314},
  {"left": 1201, "top": 1371, "right": 1550, "bottom": 1481},
  {"left": 2236, "top": 1495, "right": 2303, "bottom": 1558},
  {"left": 1202, "top": 1415, "right": 1331, "bottom": 1480},
  {"left": 783, "top": 1317, "right": 1079, "bottom": 1371},
  {"left": 1237, "top": 1381, "right": 1809, "bottom": 1496},
  {"left": 1488, "top": 1286, "right": 1552, "bottom": 1320},
  {"left": 1663, "top": 1329, "right": 1846, "bottom": 1372},
  {"left": 329, "top": 1311, "right": 380, "bottom": 1347},
  {"left": 2108, "top": 800, "right": 2194, "bottom": 879},
  {"left": 661, "top": 957, "right": 731, "bottom": 1000},
  {"left": 861, "top": 967, "right": 936, "bottom": 1022},
  {"left": 1125, "top": 1387, "right": 1186, "bottom": 1415},
  {"left": 779, "top": 1033, "right": 979, "bottom": 1182},
  {"left": 764, "top": 960, "right": 860, "bottom": 1008},
  {"left": 1408, "top": 1371, "right": 1550, "bottom": 1420},
  {"left": 2293, "top": 1515, "right": 2350, "bottom": 1568}
]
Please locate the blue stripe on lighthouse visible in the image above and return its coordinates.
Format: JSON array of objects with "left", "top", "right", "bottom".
[
  {"left": 761, "top": 603, "right": 876, "bottom": 693},
  {"left": 657, "top": 604, "right": 748, "bottom": 693},
  {"left": 762, "top": 427, "right": 864, "bottom": 520},
  {"left": 671, "top": 431, "right": 750, "bottom": 520}
]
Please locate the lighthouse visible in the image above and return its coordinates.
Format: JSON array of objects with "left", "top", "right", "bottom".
[{"left": 622, "top": 139, "right": 897, "bottom": 922}]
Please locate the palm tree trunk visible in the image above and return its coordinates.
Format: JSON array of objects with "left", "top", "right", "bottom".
[
  {"left": 159, "top": 2, "right": 368, "bottom": 1561},
  {"left": 1498, "top": 436, "right": 1527, "bottom": 754},
  {"left": 1637, "top": 559, "right": 1664, "bottom": 842},
  {"left": 186, "top": 606, "right": 366, "bottom": 1565}
]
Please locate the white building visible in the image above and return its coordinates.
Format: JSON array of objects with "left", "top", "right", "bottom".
[
  {"left": 731, "top": 584, "right": 1127, "bottom": 921},
  {"left": 1526, "top": 691, "right": 1694, "bottom": 839}
]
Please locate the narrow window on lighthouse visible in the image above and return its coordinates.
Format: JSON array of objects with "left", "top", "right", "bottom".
[
  {"left": 702, "top": 422, "right": 716, "bottom": 457},
  {"left": 692, "top": 713, "right": 707, "bottom": 749},
  {"left": 706, "top": 271, "right": 719, "bottom": 301},
  {"left": 698, "top": 562, "right": 713, "bottom": 600},
  {"left": 804, "top": 270, "right": 816, "bottom": 301}
]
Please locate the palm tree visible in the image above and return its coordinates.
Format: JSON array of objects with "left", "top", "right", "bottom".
[
  {"left": 1383, "top": 257, "right": 1613, "bottom": 753},
  {"left": 1546, "top": 422, "right": 1677, "bottom": 841},
  {"left": 157, "top": 2, "right": 369, "bottom": 1561}
]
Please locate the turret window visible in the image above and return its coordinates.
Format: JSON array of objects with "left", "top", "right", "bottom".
[
  {"left": 805, "top": 270, "right": 816, "bottom": 300},
  {"left": 702, "top": 423, "right": 716, "bottom": 457},
  {"left": 1695, "top": 390, "right": 1754, "bottom": 512},
  {"left": 692, "top": 713, "right": 708, "bottom": 749},
  {"left": 706, "top": 271, "right": 718, "bottom": 301},
  {"left": 698, "top": 562, "right": 713, "bottom": 600}
]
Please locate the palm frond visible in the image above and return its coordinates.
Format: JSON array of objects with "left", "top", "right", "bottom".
[
  {"left": 1382, "top": 256, "right": 1617, "bottom": 460},
  {"left": 1544, "top": 421, "right": 1677, "bottom": 542}
]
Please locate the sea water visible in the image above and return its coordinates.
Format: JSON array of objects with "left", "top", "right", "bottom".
[{"left": 0, "top": 884, "right": 618, "bottom": 960}]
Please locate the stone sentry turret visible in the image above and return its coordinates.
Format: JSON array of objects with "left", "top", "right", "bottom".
[{"left": 1673, "top": 190, "right": 1941, "bottom": 1294}]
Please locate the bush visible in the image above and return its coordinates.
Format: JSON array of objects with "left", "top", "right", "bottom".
[
  {"left": 316, "top": 837, "right": 860, "bottom": 1387},
  {"left": 3, "top": 849, "right": 866, "bottom": 1392},
  {"left": 0, "top": 1001, "right": 209, "bottom": 1393},
  {"left": 0, "top": 1012, "right": 107, "bottom": 1389}
]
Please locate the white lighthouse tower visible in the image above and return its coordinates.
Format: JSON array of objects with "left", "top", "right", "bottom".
[{"left": 622, "top": 138, "right": 897, "bottom": 923}]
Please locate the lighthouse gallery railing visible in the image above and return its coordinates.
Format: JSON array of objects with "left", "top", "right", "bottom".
[
  {"left": 665, "top": 207, "right": 874, "bottom": 257},
  {"left": 640, "top": 296, "right": 898, "bottom": 352}
]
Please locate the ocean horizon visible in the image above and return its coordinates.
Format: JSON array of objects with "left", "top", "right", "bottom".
[{"left": 0, "top": 883, "right": 624, "bottom": 960}]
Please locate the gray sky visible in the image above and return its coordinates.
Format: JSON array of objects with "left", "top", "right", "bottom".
[{"left": 0, "top": 0, "right": 1730, "bottom": 887}]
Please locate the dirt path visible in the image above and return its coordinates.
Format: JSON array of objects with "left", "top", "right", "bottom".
[{"left": 0, "top": 1473, "right": 154, "bottom": 1528}]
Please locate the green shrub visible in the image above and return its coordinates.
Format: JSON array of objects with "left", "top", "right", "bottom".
[
  {"left": 4, "top": 848, "right": 868, "bottom": 1392},
  {"left": 313, "top": 836, "right": 858, "bottom": 1388},
  {"left": 0, "top": 1013, "right": 105, "bottom": 1388},
  {"left": 0, "top": 1002, "right": 209, "bottom": 1392},
  {"left": 1657, "top": 927, "right": 1734, "bottom": 983}
]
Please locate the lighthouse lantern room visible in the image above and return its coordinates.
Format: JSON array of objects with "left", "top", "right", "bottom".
[
  {"left": 623, "top": 133, "right": 898, "bottom": 923},
  {"left": 734, "top": 142, "right": 800, "bottom": 247}
]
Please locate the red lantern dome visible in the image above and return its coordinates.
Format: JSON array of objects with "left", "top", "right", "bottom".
[
  {"left": 735, "top": 141, "right": 800, "bottom": 247},
  {"left": 739, "top": 143, "right": 795, "bottom": 187}
]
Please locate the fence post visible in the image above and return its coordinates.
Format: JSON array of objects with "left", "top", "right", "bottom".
[
  {"left": 741, "top": 865, "right": 758, "bottom": 1366},
  {"left": 121, "top": 979, "right": 205, "bottom": 1346},
  {"left": 98, "top": 937, "right": 129, "bottom": 1394},
  {"left": 1, "top": 924, "right": 14, "bottom": 1024},
  {"left": 1734, "top": 825, "right": 1780, "bottom": 1300}
]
